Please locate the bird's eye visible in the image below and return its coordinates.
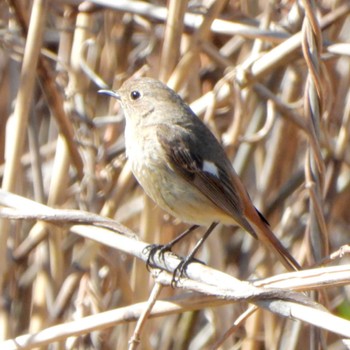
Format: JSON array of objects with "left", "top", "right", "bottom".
[{"left": 130, "top": 90, "right": 141, "bottom": 100}]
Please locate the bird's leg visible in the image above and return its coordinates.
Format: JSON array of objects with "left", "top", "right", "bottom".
[
  {"left": 144, "top": 224, "right": 200, "bottom": 270},
  {"left": 172, "top": 222, "right": 218, "bottom": 286}
]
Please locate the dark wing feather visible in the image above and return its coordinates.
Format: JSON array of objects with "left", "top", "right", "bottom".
[{"left": 156, "top": 123, "right": 257, "bottom": 238}]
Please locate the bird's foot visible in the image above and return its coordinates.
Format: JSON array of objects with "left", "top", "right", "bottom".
[
  {"left": 143, "top": 243, "right": 173, "bottom": 271},
  {"left": 171, "top": 256, "right": 205, "bottom": 287},
  {"left": 143, "top": 244, "right": 205, "bottom": 287}
]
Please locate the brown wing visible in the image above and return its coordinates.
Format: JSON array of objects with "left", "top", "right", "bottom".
[
  {"left": 156, "top": 123, "right": 301, "bottom": 271},
  {"left": 156, "top": 123, "right": 257, "bottom": 238}
]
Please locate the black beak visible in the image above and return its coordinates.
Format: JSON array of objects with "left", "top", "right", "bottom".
[{"left": 98, "top": 89, "right": 121, "bottom": 100}]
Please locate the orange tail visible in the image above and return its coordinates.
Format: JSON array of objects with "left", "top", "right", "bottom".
[
  {"left": 229, "top": 167, "right": 301, "bottom": 271},
  {"left": 246, "top": 206, "right": 301, "bottom": 271}
]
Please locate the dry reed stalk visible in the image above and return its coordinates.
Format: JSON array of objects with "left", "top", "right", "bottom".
[{"left": 0, "top": 1, "right": 349, "bottom": 349}]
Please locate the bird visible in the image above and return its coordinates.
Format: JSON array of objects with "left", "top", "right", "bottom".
[{"left": 99, "top": 78, "right": 301, "bottom": 275}]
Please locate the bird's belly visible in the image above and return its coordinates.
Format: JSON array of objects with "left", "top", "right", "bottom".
[
  {"left": 131, "top": 156, "right": 232, "bottom": 226},
  {"left": 125, "top": 127, "right": 233, "bottom": 226}
]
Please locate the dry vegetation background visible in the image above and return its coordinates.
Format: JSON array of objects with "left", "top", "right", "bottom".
[{"left": 0, "top": 0, "right": 350, "bottom": 349}]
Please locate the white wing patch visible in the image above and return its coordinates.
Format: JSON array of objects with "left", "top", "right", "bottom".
[{"left": 202, "top": 160, "right": 219, "bottom": 178}]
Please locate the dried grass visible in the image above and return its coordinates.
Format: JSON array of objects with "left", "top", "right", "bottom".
[{"left": 0, "top": 0, "right": 349, "bottom": 349}]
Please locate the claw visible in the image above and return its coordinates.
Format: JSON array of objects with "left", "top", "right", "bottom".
[
  {"left": 143, "top": 244, "right": 172, "bottom": 270},
  {"left": 170, "top": 256, "right": 206, "bottom": 287}
]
